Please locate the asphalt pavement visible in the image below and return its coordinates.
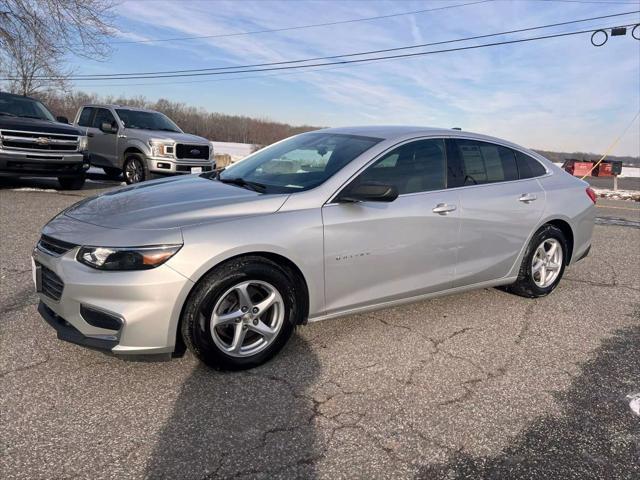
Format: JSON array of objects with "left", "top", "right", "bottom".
[{"left": 1, "top": 178, "right": 639, "bottom": 479}]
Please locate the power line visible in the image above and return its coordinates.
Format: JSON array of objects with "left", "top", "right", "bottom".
[
  {"left": 19, "top": 10, "right": 640, "bottom": 80},
  {"left": 108, "top": 0, "right": 492, "bottom": 45},
  {"left": 19, "top": 21, "right": 638, "bottom": 85}
]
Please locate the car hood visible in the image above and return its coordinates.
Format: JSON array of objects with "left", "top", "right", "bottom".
[
  {"left": 123, "top": 128, "right": 209, "bottom": 144},
  {"left": 64, "top": 175, "right": 289, "bottom": 229},
  {"left": 0, "top": 116, "right": 82, "bottom": 135}
]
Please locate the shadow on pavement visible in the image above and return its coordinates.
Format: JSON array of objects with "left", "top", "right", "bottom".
[
  {"left": 145, "top": 334, "right": 321, "bottom": 479},
  {"left": 416, "top": 322, "right": 640, "bottom": 480},
  {"left": 0, "top": 173, "right": 121, "bottom": 191}
]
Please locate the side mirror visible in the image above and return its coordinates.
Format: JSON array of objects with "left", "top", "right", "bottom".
[
  {"left": 100, "top": 121, "right": 118, "bottom": 134},
  {"left": 56, "top": 116, "right": 69, "bottom": 124},
  {"left": 337, "top": 181, "right": 398, "bottom": 203}
]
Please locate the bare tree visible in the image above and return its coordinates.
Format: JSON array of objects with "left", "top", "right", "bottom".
[{"left": 0, "top": 0, "right": 116, "bottom": 95}]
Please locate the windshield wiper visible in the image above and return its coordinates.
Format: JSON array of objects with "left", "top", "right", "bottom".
[
  {"left": 218, "top": 176, "right": 267, "bottom": 193},
  {"left": 0, "top": 112, "right": 17, "bottom": 116},
  {"left": 20, "top": 115, "right": 48, "bottom": 120}
]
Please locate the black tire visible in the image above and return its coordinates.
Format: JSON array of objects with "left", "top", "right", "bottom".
[
  {"left": 58, "top": 175, "right": 86, "bottom": 190},
  {"left": 504, "top": 224, "right": 568, "bottom": 298},
  {"left": 123, "top": 153, "right": 150, "bottom": 184},
  {"left": 103, "top": 167, "right": 122, "bottom": 180},
  {"left": 180, "top": 256, "right": 302, "bottom": 370}
]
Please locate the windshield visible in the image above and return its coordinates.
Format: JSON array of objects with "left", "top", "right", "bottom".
[
  {"left": 0, "top": 95, "right": 56, "bottom": 121},
  {"left": 115, "top": 109, "right": 181, "bottom": 132},
  {"left": 219, "top": 132, "right": 382, "bottom": 193}
]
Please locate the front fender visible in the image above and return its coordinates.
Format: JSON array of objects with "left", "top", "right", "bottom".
[
  {"left": 166, "top": 209, "right": 325, "bottom": 318},
  {"left": 119, "top": 138, "right": 151, "bottom": 168}
]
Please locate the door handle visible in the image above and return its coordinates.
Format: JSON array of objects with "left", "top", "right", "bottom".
[
  {"left": 432, "top": 203, "right": 457, "bottom": 215},
  {"left": 87, "top": 132, "right": 94, "bottom": 137},
  {"left": 519, "top": 193, "right": 537, "bottom": 203}
]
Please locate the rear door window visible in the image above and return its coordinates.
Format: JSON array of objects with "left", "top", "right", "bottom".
[
  {"left": 77, "top": 107, "right": 95, "bottom": 127},
  {"left": 447, "top": 139, "right": 518, "bottom": 188},
  {"left": 514, "top": 150, "right": 547, "bottom": 178}
]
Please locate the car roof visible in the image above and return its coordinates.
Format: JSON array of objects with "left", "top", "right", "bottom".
[
  {"left": 81, "top": 104, "right": 158, "bottom": 113},
  {"left": 316, "top": 125, "right": 532, "bottom": 152},
  {"left": 0, "top": 91, "right": 39, "bottom": 102}
]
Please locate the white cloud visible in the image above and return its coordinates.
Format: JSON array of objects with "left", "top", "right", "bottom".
[{"left": 107, "top": 0, "right": 639, "bottom": 155}]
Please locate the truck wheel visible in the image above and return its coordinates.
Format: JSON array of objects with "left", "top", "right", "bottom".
[
  {"left": 58, "top": 175, "right": 86, "bottom": 190},
  {"left": 180, "top": 256, "right": 302, "bottom": 370},
  {"left": 123, "top": 154, "right": 150, "bottom": 184},
  {"left": 103, "top": 167, "right": 122, "bottom": 180}
]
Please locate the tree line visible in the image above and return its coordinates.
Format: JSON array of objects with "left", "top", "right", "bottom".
[{"left": 36, "top": 90, "right": 321, "bottom": 146}]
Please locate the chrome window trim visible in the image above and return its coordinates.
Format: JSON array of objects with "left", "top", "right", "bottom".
[{"left": 325, "top": 134, "right": 553, "bottom": 205}]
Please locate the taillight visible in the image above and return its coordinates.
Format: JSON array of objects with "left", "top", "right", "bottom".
[{"left": 586, "top": 187, "right": 597, "bottom": 204}]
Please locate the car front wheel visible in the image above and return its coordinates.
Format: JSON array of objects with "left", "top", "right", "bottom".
[
  {"left": 180, "top": 256, "right": 301, "bottom": 370},
  {"left": 506, "top": 224, "right": 568, "bottom": 298}
]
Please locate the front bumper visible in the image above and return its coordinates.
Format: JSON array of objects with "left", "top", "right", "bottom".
[
  {"left": 33, "top": 243, "right": 194, "bottom": 356},
  {"left": 0, "top": 149, "right": 90, "bottom": 177},
  {"left": 146, "top": 156, "right": 215, "bottom": 175}
]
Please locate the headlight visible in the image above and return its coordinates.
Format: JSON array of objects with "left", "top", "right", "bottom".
[
  {"left": 209, "top": 141, "right": 215, "bottom": 160},
  {"left": 149, "top": 140, "right": 175, "bottom": 158},
  {"left": 78, "top": 135, "right": 88, "bottom": 152},
  {"left": 77, "top": 245, "right": 182, "bottom": 270}
]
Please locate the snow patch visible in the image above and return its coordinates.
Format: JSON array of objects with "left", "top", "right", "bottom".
[
  {"left": 592, "top": 188, "right": 640, "bottom": 202},
  {"left": 11, "top": 187, "right": 59, "bottom": 193},
  {"left": 628, "top": 393, "right": 640, "bottom": 417}
]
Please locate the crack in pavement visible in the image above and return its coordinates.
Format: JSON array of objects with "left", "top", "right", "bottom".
[{"left": 0, "top": 354, "right": 49, "bottom": 378}]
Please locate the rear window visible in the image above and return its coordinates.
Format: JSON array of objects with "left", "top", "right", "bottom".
[{"left": 515, "top": 150, "right": 547, "bottom": 178}]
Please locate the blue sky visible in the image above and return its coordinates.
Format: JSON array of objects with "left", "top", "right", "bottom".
[{"left": 69, "top": 0, "right": 639, "bottom": 155}]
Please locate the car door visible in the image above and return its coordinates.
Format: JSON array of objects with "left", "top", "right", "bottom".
[
  {"left": 322, "top": 138, "right": 460, "bottom": 315},
  {"left": 447, "top": 138, "right": 546, "bottom": 287},
  {"left": 88, "top": 108, "right": 119, "bottom": 167}
]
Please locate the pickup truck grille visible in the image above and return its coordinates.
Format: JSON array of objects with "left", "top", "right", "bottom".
[
  {"left": 0, "top": 130, "right": 79, "bottom": 153},
  {"left": 176, "top": 143, "right": 209, "bottom": 160}
]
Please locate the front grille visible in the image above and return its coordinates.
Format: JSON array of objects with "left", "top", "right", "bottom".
[
  {"left": 0, "top": 129, "right": 79, "bottom": 153},
  {"left": 7, "top": 161, "right": 79, "bottom": 173},
  {"left": 176, "top": 143, "right": 209, "bottom": 160},
  {"left": 41, "top": 265, "right": 64, "bottom": 301},
  {"left": 37, "top": 235, "right": 77, "bottom": 256}
]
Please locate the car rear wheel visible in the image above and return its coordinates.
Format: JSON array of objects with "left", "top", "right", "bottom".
[
  {"left": 505, "top": 224, "right": 567, "bottom": 298},
  {"left": 123, "top": 154, "right": 149, "bottom": 184},
  {"left": 180, "top": 256, "right": 301, "bottom": 370},
  {"left": 103, "top": 167, "right": 122, "bottom": 180},
  {"left": 58, "top": 175, "right": 86, "bottom": 190}
]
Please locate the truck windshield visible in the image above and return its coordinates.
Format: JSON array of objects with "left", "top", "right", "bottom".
[
  {"left": 115, "top": 109, "right": 181, "bottom": 133},
  {"left": 0, "top": 95, "right": 56, "bottom": 121},
  {"left": 218, "top": 132, "right": 382, "bottom": 193}
]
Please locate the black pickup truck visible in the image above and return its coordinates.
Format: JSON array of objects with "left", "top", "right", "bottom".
[{"left": 0, "top": 92, "right": 89, "bottom": 189}]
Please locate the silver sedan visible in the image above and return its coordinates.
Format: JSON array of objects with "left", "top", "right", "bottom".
[{"left": 33, "top": 126, "right": 595, "bottom": 369}]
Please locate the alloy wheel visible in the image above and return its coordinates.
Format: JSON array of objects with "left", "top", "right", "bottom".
[
  {"left": 531, "top": 238, "right": 563, "bottom": 288},
  {"left": 124, "top": 158, "right": 143, "bottom": 183},
  {"left": 210, "top": 280, "right": 285, "bottom": 358}
]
